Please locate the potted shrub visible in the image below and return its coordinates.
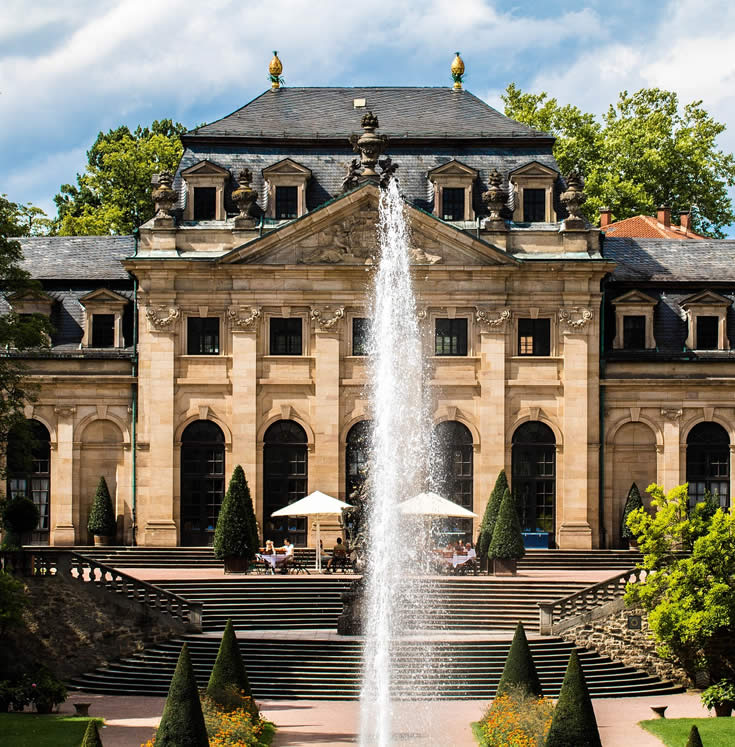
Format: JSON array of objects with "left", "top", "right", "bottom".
[
  {"left": 87, "top": 476, "right": 116, "bottom": 546},
  {"left": 621, "top": 482, "right": 643, "bottom": 549},
  {"left": 488, "top": 488, "right": 525, "bottom": 576},
  {"left": 1, "top": 496, "right": 39, "bottom": 549},
  {"left": 213, "top": 466, "right": 258, "bottom": 573},
  {"left": 702, "top": 679, "right": 735, "bottom": 717},
  {"left": 30, "top": 670, "right": 67, "bottom": 714},
  {"left": 477, "top": 469, "right": 508, "bottom": 572}
]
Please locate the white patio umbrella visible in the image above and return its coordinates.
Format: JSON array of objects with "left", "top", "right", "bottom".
[
  {"left": 398, "top": 491, "right": 478, "bottom": 518},
  {"left": 271, "top": 490, "right": 352, "bottom": 570}
]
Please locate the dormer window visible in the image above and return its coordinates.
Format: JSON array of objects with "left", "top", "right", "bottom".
[
  {"left": 8, "top": 289, "right": 54, "bottom": 318},
  {"left": 682, "top": 291, "right": 731, "bottom": 351},
  {"left": 509, "top": 162, "right": 558, "bottom": 223},
  {"left": 92, "top": 314, "right": 115, "bottom": 348},
  {"left": 80, "top": 288, "right": 128, "bottom": 348},
  {"left": 263, "top": 159, "right": 311, "bottom": 220},
  {"left": 181, "top": 160, "right": 230, "bottom": 222},
  {"left": 612, "top": 290, "right": 658, "bottom": 351},
  {"left": 428, "top": 160, "right": 478, "bottom": 221}
]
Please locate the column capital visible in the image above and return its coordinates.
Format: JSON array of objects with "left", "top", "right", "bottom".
[
  {"left": 660, "top": 408, "right": 683, "bottom": 423},
  {"left": 228, "top": 305, "right": 261, "bottom": 332},
  {"left": 53, "top": 405, "right": 77, "bottom": 418}
]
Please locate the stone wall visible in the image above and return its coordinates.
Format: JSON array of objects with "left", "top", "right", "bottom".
[
  {"left": 3, "top": 572, "right": 180, "bottom": 681},
  {"left": 561, "top": 605, "right": 690, "bottom": 687}
]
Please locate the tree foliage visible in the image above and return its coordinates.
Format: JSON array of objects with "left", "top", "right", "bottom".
[
  {"left": 496, "top": 621, "right": 542, "bottom": 697},
  {"left": 477, "top": 469, "right": 508, "bottom": 559},
  {"left": 54, "top": 119, "right": 186, "bottom": 236},
  {"left": 213, "top": 466, "right": 258, "bottom": 561},
  {"left": 86, "top": 476, "right": 116, "bottom": 537},
  {"left": 625, "top": 482, "right": 735, "bottom": 681},
  {"left": 502, "top": 85, "right": 735, "bottom": 237},
  {"left": 488, "top": 488, "right": 525, "bottom": 560},
  {"left": 621, "top": 482, "right": 644, "bottom": 542},
  {"left": 0, "top": 570, "right": 27, "bottom": 635}
]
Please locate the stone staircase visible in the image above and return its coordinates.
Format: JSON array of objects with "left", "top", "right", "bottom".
[{"left": 69, "top": 634, "right": 683, "bottom": 699}]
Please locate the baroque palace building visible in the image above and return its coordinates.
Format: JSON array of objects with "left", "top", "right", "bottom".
[{"left": 7, "top": 56, "right": 735, "bottom": 550}]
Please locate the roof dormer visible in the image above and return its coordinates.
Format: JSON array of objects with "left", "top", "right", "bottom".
[
  {"left": 611, "top": 290, "right": 658, "bottom": 350},
  {"left": 681, "top": 290, "right": 732, "bottom": 351},
  {"left": 181, "top": 160, "right": 231, "bottom": 221},
  {"left": 262, "top": 159, "right": 312, "bottom": 219},
  {"left": 80, "top": 288, "right": 129, "bottom": 348},
  {"left": 428, "top": 160, "right": 478, "bottom": 221},
  {"left": 509, "top": 161, "right": 558, "bottom": 223},
  {"left": 7, "top": 288, "right": 55, "bottom": 316}
]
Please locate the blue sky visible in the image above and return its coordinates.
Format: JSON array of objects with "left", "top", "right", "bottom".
[{"left": 3, "top": 0, "right": 735, "bottom": 228}]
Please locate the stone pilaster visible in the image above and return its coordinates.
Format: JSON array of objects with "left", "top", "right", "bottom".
[
  {"left": 52, "top": 406, "right": 76, "bottom": 545},
  {"left": 660, "top": 408, "right": 683, "bottom": 491}
]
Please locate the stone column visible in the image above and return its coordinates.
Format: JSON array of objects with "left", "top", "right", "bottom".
[
  {"left": 660, "top": 409, "right": 682, "bottom": 491},
  {"left": 475, "top": 307, "right": 510, "bottom": 530},
  {"left": 51, "top": 406, "right": 76, "bottom": 545},
  {"left": 140, "top": 302, "right": 179, "bottom": 546},
  {"left": 229, "top": 306, "right": 261, "bottom": 527},
  {"left": 559, "top": 307, "right": 595, "bottom": 549}
]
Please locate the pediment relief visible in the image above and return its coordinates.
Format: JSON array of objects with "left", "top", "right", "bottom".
[
  {"left": 509, "top": 161, "right": 558, "bottom": 178},
  {"left": 262, "top": 158, "right": 312, "bottom": 178},
  {"left": 611, "top": 290, "right": 658, "bottom": 306},
  {"left": 79, "top": 288, "right": 129, "bottom": 306},
  {"left": 428, "top": 159, "right": 479, "bottom": 179},
  {"left": 681, "top": 290, "right": 732, "bottom": 308},
  {"left": 181, "top": 160, "right": 230, "bottom": 178},
  {"left": 7, "top": 288, "right": 54, "bottom": 304}
]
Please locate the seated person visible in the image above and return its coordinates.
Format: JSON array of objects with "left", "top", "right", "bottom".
[
  {"left": 326, "top": 537, "right": 348, "bottom": 571},
  {"left": 277, "top": 538, "right": 294, "bottom": 572},
  {"left": 264, "top": 539, "right": 275, "bottom": 555},
  {"left": 319, "top": 539, "right": 331, "bottom": 569}
]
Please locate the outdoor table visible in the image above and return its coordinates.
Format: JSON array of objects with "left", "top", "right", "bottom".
[
  {"left": 451, "top": 549, "right": 476, "bottom": 568},
  {"left": 257, "top": 553, "right": 288, "bottom": 569}
]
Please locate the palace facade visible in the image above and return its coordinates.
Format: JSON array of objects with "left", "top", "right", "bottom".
[{"left": 9, "top": 62, "right": 735, "bottom": 550}]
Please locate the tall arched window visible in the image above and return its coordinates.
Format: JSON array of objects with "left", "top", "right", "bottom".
[
  {"left": 263, "top": 420, "right": 308, "bottom": 546},
  {"left": 180, "top": 420, "right": 225, "bottom": 546},
  {"left": 7, "top": 420, "right": 51, "bottom": 545},
  {"left": 687, "top": 422, "right": 730, "bottom": 507},
  {"left": 346, "top": 421, "right": 371, "bottom": 501},
  {"left": 512, "top": 421, "right": 556, "bottom": 534},
  {"left": 433, "top": 421, "right": 473, "bottom": 540}
]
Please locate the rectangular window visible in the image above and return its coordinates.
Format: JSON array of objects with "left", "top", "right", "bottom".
[
  {"left": 523, "top": 188, "right": 546, "bottom": 222},
  {"left": 623, "top": 315, "right": 646, "bottom": 350},
  {"left": 270, "top": 318, "right": 302, "bottom": 355},
  {"left": 435, "top": 318, "right": 468, "bottom": 356},
  {"left": 275, "top": 186, "right": 298, "bottom": 219},
  {"left": 91, "top": 314, "right": 115, "bottom": 348},
  {"left": 442, "top": 188, "right": 465, "bottom": 221},
  {"left": 352, "top": 317, "right": 370, "bottom": 356},
  {"left": 193, "top": 187, "right": 217, "bottom": 220},
  {"left": 187, "top": 317, "right": 220, "bottom": 355},
  {"left": 696, "top": 316, "right": 719, "bottom": 350},
  {"left": 518, "top": 318, "right": 551, "bottom": 356}
]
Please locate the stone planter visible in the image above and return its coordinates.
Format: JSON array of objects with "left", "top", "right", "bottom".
[
  {"left": 492, "top": 557, "right": 517, "bottom": 576},
  {"left": 93, "top": 535, "right": 114, "bottom": 547},
  {"left": 714, "top": 702, "right": 733, "bottom": 717},
  {"left": 223, "top": 556, "right": 249, "bottom": 574}
]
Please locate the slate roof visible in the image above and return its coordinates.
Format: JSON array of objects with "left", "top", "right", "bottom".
[
  {"left": 188, "top": 88, "right": 550, "bottom": 141},
  {"left": 16, "top": 236, "right": 134, "bottom": 280},
  {"left": 603, "top": 238, "right": 735, "bottom": 283},
  {"left": 603, "top": 215, "right": 704, "bottom": 240}
]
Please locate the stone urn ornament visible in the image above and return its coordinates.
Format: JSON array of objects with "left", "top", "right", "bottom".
[
  {"left": 350, "top": 111, "right": 388, "bottom": 178},
  {"left": 232, "top": 168, "right": 258, "bottom": 228},
  {"left": 151, "top": 171, "right": 176, "bottom": 226},
  {"left": 560, "top": 170, "right": 587, "bottom": 229},
  {"left": 482, "top": 168, "right": 509, "bottom": 230}
]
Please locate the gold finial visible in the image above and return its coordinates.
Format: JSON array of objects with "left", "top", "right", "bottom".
[
  {"left": 451, "top": 52, "right": 465, "bottom": 90},
  {"left": 269, "top": 51, "right": 283, "bottom": 90}
]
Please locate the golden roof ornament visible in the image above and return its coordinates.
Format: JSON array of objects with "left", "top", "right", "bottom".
[
  {"left": 269, "top": 51, "right": 283, "bottom": 90},
  {"left": 451, "top": 52, "right": 465, "bottom": 90}
]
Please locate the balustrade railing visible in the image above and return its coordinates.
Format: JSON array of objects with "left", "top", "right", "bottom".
[
  {"left": 1, "top": 549, "right": 202, "bottom": 630},
  {"left": 538, "top": 567, "right": 645, "bottom": 635}
]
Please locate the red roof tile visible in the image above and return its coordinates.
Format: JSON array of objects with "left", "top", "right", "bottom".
[{"left": 602, "top": 215, "right": 704, "bottom": 240}]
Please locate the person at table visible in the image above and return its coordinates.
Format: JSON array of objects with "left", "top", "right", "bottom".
[
  {"left": 264, "top": 539, "right": 275, "bottom": 554},
  {"left": 277, "top": 538, "right": 294, "bottom": 573},
  {"left": 326, "top": 537, "right": 348, "bottom": 572}
]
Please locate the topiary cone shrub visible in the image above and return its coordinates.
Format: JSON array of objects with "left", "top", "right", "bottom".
[
  {"left": 621, "top": 482, "right": 643, "bottom": 547},
  {"left": 80, "top": 719, "right": 103, "bottom": 747},
  {"left": 213, "top": 466, "right": 258, "bottom": 573},
  {"left": 156, "top": 643, "right": 209, "bottom": 747},
  {"left": 206, "top": 618, "right": 257, "bottom": 716},
  {"left": 87, "top": 476, "right": 116, "bottom": 543},
  {"left": 497, "top": 621, "right": 543, "bottom": 697},
  {"left": 686, "top": 724, "right": 704, "bottom": 747},
  {"left": 1, "top": 495, "right": 39, "bottom": 549},
  {"left": 477, "top": 469, "right": 508, "bottom": 566},
  {"left": 545, "top": 649, "right": 601, "bottom": 747},
  {"left": 488, "top": 488, "right": 525, "bottom": 575}
]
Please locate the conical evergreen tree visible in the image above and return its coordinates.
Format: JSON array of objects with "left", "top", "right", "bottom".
[
  {"left": 87, "top": 476, "right": 116, "bottom": 537},
  {"left": 80, "top": 719, "right": 103, "bottom": 747},
  {"left": 488, "top": 488, "right": 525, "bottom": 559},
  {"left": 156, "top": 643, "right": 209, "bottom": 747},
  {"left": 621, "top": 482, "right": 643, "bottom": 542},
  {"left": 496, "top": 621, "right": 543, "bottom": 697},
  {"left": 545, "top": 650, "right": 601, "bottom": 747},
  {"left": 213, "top": 466, "right": 258, "bottom": 561},
  {"left": 206, "top": 618, "right": 253, "bottom": 704},
  {"left": 686, "top": 724, "right": 704, "bottom": 747},
  {"left": 477, "top": 470, "right": 508, "bottom": 559}
]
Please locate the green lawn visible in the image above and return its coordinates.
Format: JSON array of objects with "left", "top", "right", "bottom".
[
  {"left": 640, "top": 717, "right": 735, "bottom": 746},
  {"left": 0, "top": 714, "right": 102, "bottom": 747}
]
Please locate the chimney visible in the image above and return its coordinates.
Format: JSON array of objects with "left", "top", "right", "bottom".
[
  {"left": 680, "top": 210, "right": 691, "bottom": 233},
  {"left": 599, "top": 207, "right": 612, "bottom": 228},
  {"left": 657, "top": 205, "right": 671, "bottom": 228}
]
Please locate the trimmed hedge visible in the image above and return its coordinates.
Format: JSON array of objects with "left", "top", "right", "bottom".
[
  {"left": 1, "top": 495, "right": 39, "bottom": 547},
  {"left": 156, "top": 643, "right": 209, "bottom": 747},
  {"left": 488, "top": 488, "right": 525, "bottom": 560},
  {"left": 621, "top": 482, "right": 643, "bottom": 541},
  {"left": 477, "top": 470, "right": 508, "bottom": 559},
  {"left": 206, "top": 618, "right": 253, "bottom": 707},
  {"left": 686, "top": 725, "right": 704, "bottom": 747},
  {"left": 545, "top": 650, "right": 601, "bottom": 747},
  {"left": 87, "top": 476, "right": 116, "bottom": 537},
  {"left": 497, "top": 622, "right": 543, "bottom": 697},
  {"left": 80, "top": 719, "right": 104, "bottom": 747},
  {"left": 213, "top": 466, "right": 258, "bottom": 561}
]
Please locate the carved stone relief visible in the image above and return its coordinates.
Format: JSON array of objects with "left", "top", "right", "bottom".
[
  {"left": 311, "top": 306, "right": 345, "bottom": 330},
  {"left": 475, "top": 307, "right": 511, "bottom": 331},
  {"left": 558, "top": 307, "right": 593, "bottom": 331},
  {"left": 227, "top": 306, "right": 262, "bottom": 330},
  {"left": 145, "top": 305, "right": 181, "bottom": 331},
  {"left": 660, "top": 408, "right": 683, "bottom": 422}
]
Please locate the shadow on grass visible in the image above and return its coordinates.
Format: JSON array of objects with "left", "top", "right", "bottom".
[
  {"left": 640, "top": 717, "right": 735, "bottom": 747},
  {"left": 0, "top": 713, "right": 103, "bottom": 747}
]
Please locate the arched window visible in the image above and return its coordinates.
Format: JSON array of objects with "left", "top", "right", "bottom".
[
  {"left": 180, "top": 420, "right": 225, "bottom": 546},
  {"left": 512, "top": 421, "right": 556, "bottom": 534},
  {"left": 7, "top": 420, "right": 51, "bottom": 545},
  {"left": 263, "top": 420, "right": 308, "bottom": 546},
  {"left": 433, "top": 421, "right": 473, "bottom": 540},
  {"left": 687, "top": 422, "right": 730, "bottom": 508},
  {"left": 346, "top": 421, "right": 371, "bottom": 501}
]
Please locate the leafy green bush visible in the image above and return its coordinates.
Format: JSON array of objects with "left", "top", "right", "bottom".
[
  {"left": 488, "top": 488, "right": 525, "bottom": 560},
  {"left": 214, "top": 466, "right": 258, "bottom": 561},
  {"left": 86, "top": 476, "right": 116, "bottom": 537},
  {"left": 206, "top": 619, "right": 254, "bottom": 712},
  {"left": 497, "top": 622, "right": 542, "bottom": 697},
  {"left": 701, "top": 679, "right": 735, "bottom": 710},
  {"left": 621, "top": 482, "right": 643, "bottom": 541},
  {"left": 1, "top": 496, "right": 39, "bottom": 548},
  {"left": 0, "top": 570, "right": 26, "bottom": 635},
  {"left": 477, "top": 684, "right": 553, "bottom": 746},
  {"left": 81, "top": 719, "right": 104, "bottom": 747},
  {"left": 477, "top": 470, "right": 508, "bottom": 559},
  {"left": 29, "top": 669, "right": 67, "bottom": 712}
]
